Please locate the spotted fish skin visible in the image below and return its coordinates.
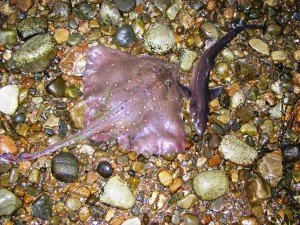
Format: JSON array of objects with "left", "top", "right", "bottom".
[
  {"left": 83, "top": 45, "right": 185, "bottom": 155},
  {"left": 0, "top": 45, "right": 185, "bottom": 162}
]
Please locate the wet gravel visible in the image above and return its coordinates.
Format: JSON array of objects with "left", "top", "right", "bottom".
[{"left": 0, "top": 0, "right": 300, "bottom": 224}]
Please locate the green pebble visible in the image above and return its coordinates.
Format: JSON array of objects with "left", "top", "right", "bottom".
[
  {"left": 0, "top": 29, "right": 18, "bottom": 45},
  {"left": 13, "top": 34, "right": 56, "bottom": 73},
  {"left": 0, "top": 189, "right": 22, "bottom": 216}
]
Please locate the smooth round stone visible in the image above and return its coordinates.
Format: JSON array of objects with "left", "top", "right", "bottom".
[
  {"left": 73, "top": 2, "right": 97, "bottom": 20},
  {"left": 48, "top": 2, "right": 71, "bottom": 22},
  {"left": 240, "top": 123, "right": 258, "bottom": 136},
  {"left": 31, "top": 195, "right": 52, "bottom": 220},
  {"left": 121, "top": 217, "right": 141, "bottom": 225},
  {"left": 14, "top": 113, "right": 26, "bottom": 123},
  {"left": 46, "top": 76, "right": 67, "bottom": 97},
  {"left": 114, "top": 25, "right": 136, "bottom": 48},
  {"left": 193, "top": 170, "right": 229, "bottom": 201},
  {"left": 183, "top": 213, "right": 200, "bottom": 225},
  {"left": 66, "top": 197, "right": 81, "bottom": 211},
  {"left": 86, "top": 194, "right": 98, "bottom": 205},
  {"left": 143, "top": 23, "right": 176, "bottom": 54},
  {"left": 219, "top": 135, "right": 258, "bottom": 166},
  {"left": 17, "top": 17, "right": 47, "bottom": 39},
  {"left": 114, "top": 0, "right": 136, "bottom": 13},
  {"left": 0, "top": 188, "right": 22, "bottom": 216},
  {"left": 0, "top": 29, "right": 18, "bottom": 45},
  {"left": 99, "top": 1, "right": 121, "bottom": 26},
  {"left": 99, "top": 175, "right": 136, "bottom": 209},
  {"left": 13, "top": 34, "right": 56, "bottom": 73},
  {"left": 266, "top": 24, "right": 283, "bottom": 36},
  {"left": 0, "top": 85, "right": 19, "bottom": 115},
  {"left": 158, "top": 170, "right": 173, "bottom": 186},
  {"left": 0, "top": 161, "right": 12, "bottom": 173},
  {"left": 161, "top": 152, "right": 177, "bottom": 161},
  {"left": 51, "top": 152, "right": 79, "bottom": 183},
  {"left": 96, "top": 161, "right": 114, "bottom": 178}
]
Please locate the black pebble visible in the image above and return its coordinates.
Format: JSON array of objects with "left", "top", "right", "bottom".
[
  {"left": 114, "top": 0, "right": 136, "bottom": 13},
  {"left": 51, "top": 152, "right": 79, "bottom": 183},
  {"left": 97, "top": 161, "right": 114, "bottom": 178}
]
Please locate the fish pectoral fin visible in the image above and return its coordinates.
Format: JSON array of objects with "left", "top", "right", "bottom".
[
  {"left": 177, "top": 82, "right": 191, "bottom": 98},
  {"left": 209, "top": 86, "right": 223, "bottom": 102}
]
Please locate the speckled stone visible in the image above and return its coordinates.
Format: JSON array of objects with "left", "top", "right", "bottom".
[
  {"left": 13, "top": 34, "right": 56, "bottom": 73},
  {"left": 193, "top": 170, "right": 229, "bottom": 201},
  {"left": 143, "top": 23, "right": 176, "bottom": 54},
  {"left": 219, "top": 135, "right": 258, "bottom": 166},
  {"left": 17, "top": 17, "right": 47, "bottom": 39}
]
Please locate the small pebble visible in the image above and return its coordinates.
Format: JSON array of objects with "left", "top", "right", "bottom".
[
  {"left": 158, "top": 170, "right": 173, "bottom": 186},
  {"left": 66, "top": 197, "right": 81, "bottom": 211},
  {"left": 97, "top": 161, "right": 114, "bottom": 178}
]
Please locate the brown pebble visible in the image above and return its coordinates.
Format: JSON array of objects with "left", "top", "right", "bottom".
[
  {"left": 207, "top": 0, "right": 216, "bottom": 11},
  {"left": 21, "top": 76, "right": 35, "bottom": 88},
  {"left": 72, "top": 186, "right": 91, "bottom": 198},
  {"left": 208, "top": 154, "right": 222, "bottom": 167},
  {"left": 0, "top": 134, "right": 18, "bottom": 155},
  {"left": 224, "top": 7, "right": 234, "bottom": 20},
  {"left": 127, "top": 151, "right": 137, "bottom": 161},
  {"left": 18, "top": 161, "right": 31, "bottom": 173},
  {"left": 169, "top": 177, "right": 183, "bottom": 193},
  {"left": 158, "top": 170, "right": 173, "bottom": 186},
  {"left": 240, "top": 216, "right": 258, "bottom": 225},
  {"left": 131, "top": 161, "right": 145, "bottom": 173},
  {"left": 54, "top": 28, "right": 70, "bottom": 44},
  {"left": 23, "top": 193, "right": 33, "bottom": 204},
  {"left": 86, "top": 171, "right": 100, "bottom": 184},
  {"left": 17, "top": 0, "right": 33, "bottom": 12}
]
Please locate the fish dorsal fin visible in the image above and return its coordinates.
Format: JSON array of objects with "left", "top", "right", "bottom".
[
  {"left": 177, "top": 82, "right": 191, "bottom": 98},
  {"left": 209, "top": 86, "right": 223, "bottom": 102}
]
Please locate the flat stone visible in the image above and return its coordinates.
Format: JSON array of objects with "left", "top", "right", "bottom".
[
  {"left": 59, "top": 43, "right": 89, "bottom": 76},
  {"left": 256, "top": 151, "right": 283, "bottom": 187},
  {"left": 0, "top": 85, "right": 19, "bottom": 115},
  {"left": 53, "top": 28, "right": 70, "bottom": 44},
  {"left": 0, "top": 188, "right": 22, "bottom": 216},
  {"left": 17, "top": 17, "right": 47, "bottom": 39},
  {"left": 219, "top": 135, "right": 258, "bottom": 166},
  {"left": 0, "top": 29, "right": 18, "bottom": 44},
  {"left": 31, "top": 195, "right": 52, "bottom": 220},
  {"left": 100, "top": 175, "right": 136, "bottom": 209},
  {"left": 177, "top": 194, "right": 197, "bottom": 209},
  {"left": 249, "top": 38, "right": 270, "bottom": 56}
]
